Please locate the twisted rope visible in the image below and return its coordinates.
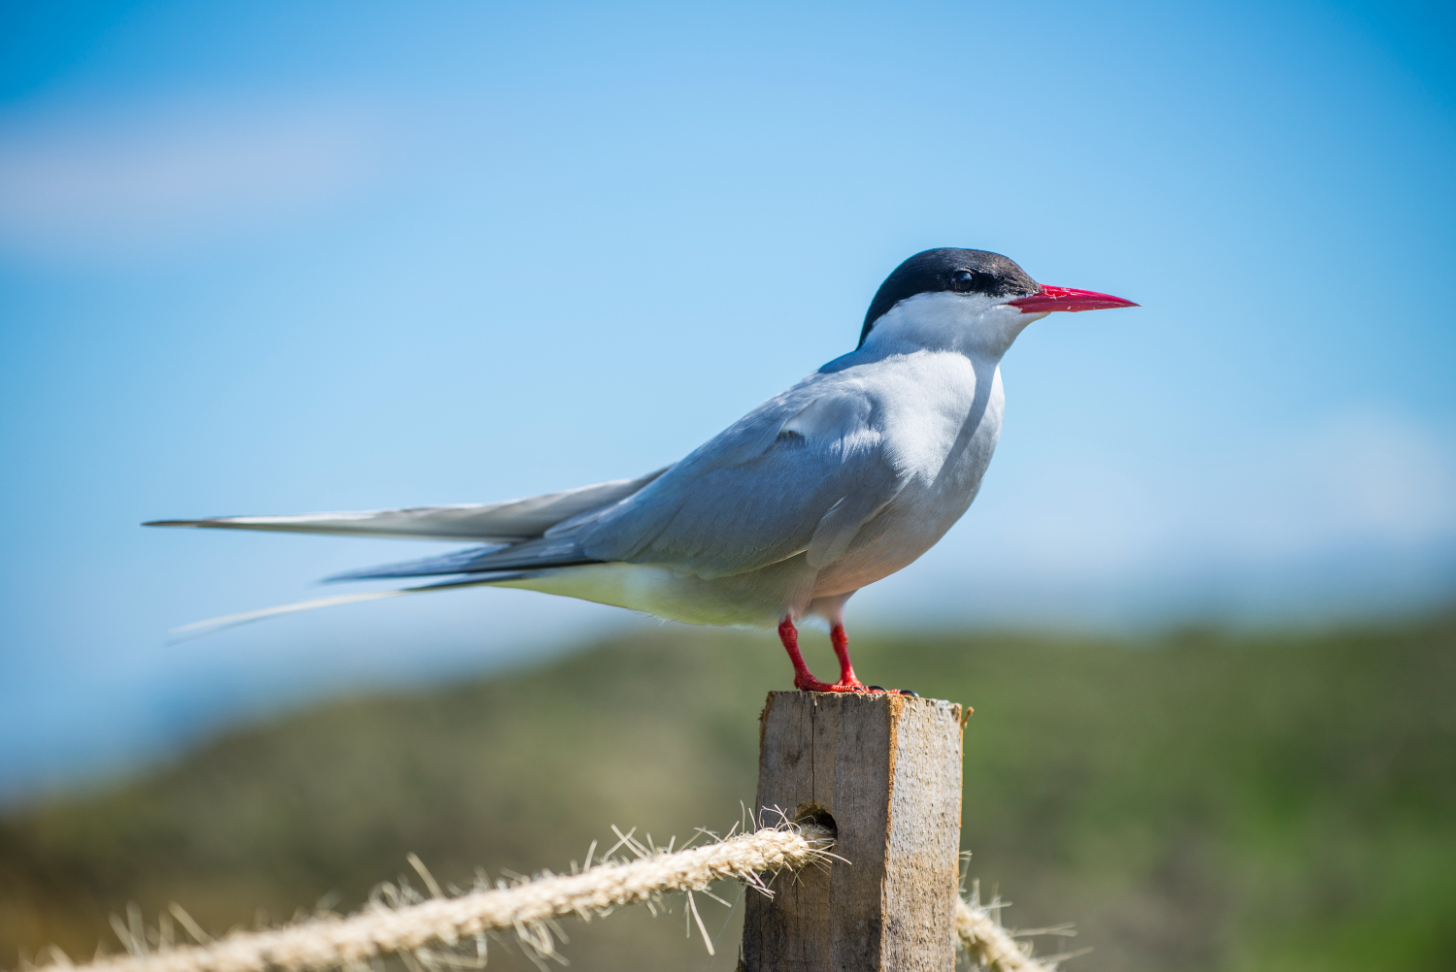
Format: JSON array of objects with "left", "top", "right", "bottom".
[
  {"left": 954, "top": 879, "right": 1088, "bottom": 972},
  {"left": 24, "top": 825, "right": 1074, "bottom": 972},
  {"left": 30, "top": 826, "right": 818, "bottom": 972}
]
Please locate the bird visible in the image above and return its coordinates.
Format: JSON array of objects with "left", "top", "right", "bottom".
[{"left": 147, "top": 248, "right": 1136, "bottom": 693}]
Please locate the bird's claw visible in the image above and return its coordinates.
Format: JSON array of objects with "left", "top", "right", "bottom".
[
  {"left": 793, "top": 674, "right": 868, "bottom": 693},
  {"left": 794, "top": 678, "right": 917, "bottom": 696}
]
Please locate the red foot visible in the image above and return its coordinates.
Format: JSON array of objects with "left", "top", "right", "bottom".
[
  {"left": 779, "top": 618, "right": 884, "bottom": 694},
  {"left": 792, "top": 671, "right": 873, "bottom": 693},
  {"left": 830, "top": 623, "right": 916, "bottom": 694}
]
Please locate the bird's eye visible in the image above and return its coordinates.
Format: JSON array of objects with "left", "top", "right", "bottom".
[{"left": 950, "top": 269, "right": 978, "bottom": 293}]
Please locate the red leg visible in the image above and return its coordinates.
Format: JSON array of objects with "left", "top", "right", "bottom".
[
  {"left": 829, "top": 624, "right": 871, "bottom": 692},
  {"left": 779, "top": 618, "right": 837, "bottom": 692},
  {"left": 779, "top": 617, "right": 872, "bottom": 693}
]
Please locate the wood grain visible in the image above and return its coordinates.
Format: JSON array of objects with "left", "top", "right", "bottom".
[{"left": 739, "top": 692, "right": 963, "bottom": 971}]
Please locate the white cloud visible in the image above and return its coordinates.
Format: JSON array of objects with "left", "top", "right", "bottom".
[{"left": 0, "top": 97, "right": 383, "bottom": 262}]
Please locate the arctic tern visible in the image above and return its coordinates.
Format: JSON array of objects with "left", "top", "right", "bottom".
[{"left": 148, "top": 248, "right": 1136, "bottom": 693}]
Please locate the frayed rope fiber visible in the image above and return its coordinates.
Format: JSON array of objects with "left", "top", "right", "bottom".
[
  {"left": 35, "top": 826, "right": 822, "bottom": 972},
  {"left": 956, "top": 899, "right": 1083, "bottom": 972},
  {"left": 24, "top": 822, "right": 1071, "bottom": 972}
]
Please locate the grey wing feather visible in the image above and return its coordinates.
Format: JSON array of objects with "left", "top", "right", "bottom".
[
  {"left": 578, "top": 385, "right": 907, "bottom": 578},
  {"left": 327, "top": 534, "right": 599, "bottom": 581},
  {"left": 335, "top": 383, "right": 906, "bottom": 583},
  {"left": 154, "top": 375, "right": 904, "bottom": 589},
  {"left": 145, "top": 467, "right": 670, "bottom": 542}
]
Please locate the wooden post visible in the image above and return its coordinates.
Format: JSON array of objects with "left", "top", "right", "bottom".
[{"left": 739, "top": 691, "right": 964, "bottom": 972}]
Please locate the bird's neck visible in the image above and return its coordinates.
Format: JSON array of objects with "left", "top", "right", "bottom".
[{"left": 854, "top": 292, "right": 1037, "bottom": 361}]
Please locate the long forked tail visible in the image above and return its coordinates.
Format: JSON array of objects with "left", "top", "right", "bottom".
[
  {"left": 148, "top": 468, "right": 671, "bottom": 640},
  {"left": 167, "top": 576, "right": 524, "bottom": 641}
]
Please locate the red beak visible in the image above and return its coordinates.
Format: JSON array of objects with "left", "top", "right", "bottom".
[{"left": 1007, "top": 286, "right": 1139, "bottom": 314}]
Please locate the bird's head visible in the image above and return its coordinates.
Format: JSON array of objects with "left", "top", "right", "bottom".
[{"left": 857, "top": 248, "right": 1137, "bottom": 357}]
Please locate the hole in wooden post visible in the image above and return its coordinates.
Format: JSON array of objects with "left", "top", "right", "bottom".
[{"left": 792, "top": 802, "right": 838, "bottom": 845}]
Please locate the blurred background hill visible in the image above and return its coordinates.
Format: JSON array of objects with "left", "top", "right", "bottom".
[{"left": 4, "top": 616, "right": 1453, "bottom": 972}]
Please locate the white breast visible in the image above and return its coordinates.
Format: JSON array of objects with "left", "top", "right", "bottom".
[{"left": 811, "top": 349, "right": 1005, "bottom": 596}]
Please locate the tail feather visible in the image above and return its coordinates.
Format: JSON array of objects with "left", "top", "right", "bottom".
[
  {"left": 150, "top": 470, "right": 671, "bottom": 639},
  {"left": 145, "top": 467, "right": 670, "bottom": 542},
  {"left": 168, "top": 575, "right": 528, "bottom": 641}
]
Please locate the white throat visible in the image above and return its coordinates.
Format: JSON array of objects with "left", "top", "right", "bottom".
[{"left": 858, "top": 291, "right": 1046, "bottom": 361}]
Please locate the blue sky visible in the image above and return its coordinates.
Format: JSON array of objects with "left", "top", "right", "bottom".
[{"left": 2, "top": 0, "right": 1454, "bottom": 800}]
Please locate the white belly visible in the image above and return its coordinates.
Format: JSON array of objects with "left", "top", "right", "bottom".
[
  {"left": 497, "top": 555, "right": 818, "bottom": 627},
  {"left": 811, "top": 364, "right": 1004, "bottom": 597}
]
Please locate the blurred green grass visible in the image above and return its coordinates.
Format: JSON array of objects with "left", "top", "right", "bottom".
[{"left": 3, "top": 615, "right": 1454, "bottom": 972}]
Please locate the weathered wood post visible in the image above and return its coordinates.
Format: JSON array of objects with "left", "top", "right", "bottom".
[{"left": 739, "top": 691, "right": 964, "bottom": 971}]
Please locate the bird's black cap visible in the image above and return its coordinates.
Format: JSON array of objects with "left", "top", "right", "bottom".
[{"left": 858, "top": 248, "right": 1040, "bottom": 348}]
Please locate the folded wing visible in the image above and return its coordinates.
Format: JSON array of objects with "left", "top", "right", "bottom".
[
  {"left": 153, "top": 376, "right": 906, "bottom": 592},
  {"left": 322, "top": 385, "right": 907, "bottom": 584},
  {"left": 145, "top": 467, "right": 670, "bottom": 542},
  {"left": 577, "top": 385, "right": 908, "bottom": 578},
  {"left": 152, "top": 380, "right": 908, "bottom": 637}
]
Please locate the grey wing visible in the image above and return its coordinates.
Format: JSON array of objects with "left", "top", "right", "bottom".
[
  {"left": 145, "top": 467, "right": 669, "bottom": 542},
  {"left": 576, "top": 388, "right": 907, "bottom": 578},
  {"left": 327, "top": 533, "right": 600, "bottom": 581},
  {"left": 321, "top": 387, "right": 906, "bottom": 583},
  {"left": 155, "top": 383, "right": 905, "bottom": 639}
]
